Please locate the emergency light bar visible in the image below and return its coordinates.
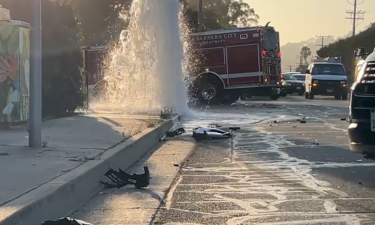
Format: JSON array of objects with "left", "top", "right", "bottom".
[{"left": 314, "top": 57, "right": 341, "bottom": 63}]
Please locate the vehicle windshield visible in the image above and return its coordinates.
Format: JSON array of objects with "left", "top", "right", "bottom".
[
  {"left": 293, "top": 75, "right": 305, "bottom": 80},
  {"left": 311, "top": 64, "right": 346, "bottom": 75},
  {"left": 283, "top": 74, "right": 297, "bottom": 80},
  {"left": 263, "top": 29, "right": 277, "bottom": 52}
]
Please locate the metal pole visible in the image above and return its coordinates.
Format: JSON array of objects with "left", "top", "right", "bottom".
[
  {"left": 352, "top": 0, "right": 357, "bottom": 36},
  {"left": 198, "top": 0, "right": 203, "bottom": 31},
  {"left": 29, "top": 0, "right": 42, "bottom": 147}
]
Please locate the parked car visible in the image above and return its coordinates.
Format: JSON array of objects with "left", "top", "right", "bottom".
[
  {"left": 293, "top": 74, "right": 306, "bottom": 81},
  {"left": 280, "top": 74, "right": 305, "bottom": 96},
  {"left": 348, "top": 48, "right": 375, "bottom": 159}
]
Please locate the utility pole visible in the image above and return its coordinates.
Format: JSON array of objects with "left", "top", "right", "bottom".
[
  {"left": 316, "top": 35, "right": 332, "bottom": 48},
  {"left": 198, "top": 0, "right": 203, "bottom": 32},
  {"left": 345, "top": 0, "right": 365, "bottom": 36},
  {"left": 29, "top": 0, "right": 42, "bottom": 147},
  {"left": 296, "top": 55, "right": 303, "bottom": 65}
]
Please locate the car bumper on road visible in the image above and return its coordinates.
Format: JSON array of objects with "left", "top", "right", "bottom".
[
  {"left": 311, "top": 85, "right": 347, "bottom": 96},
  {"left": 281, "top": 85, "right": 304, "bottom": 94},
  {"left": 348, "top": 122, "right": 375, "bottom": 155}
]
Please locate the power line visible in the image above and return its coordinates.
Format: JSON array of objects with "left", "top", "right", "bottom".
[
  {"left": 316, "top": 35, "right": 332, "bottom": 48},
  {"left": 346, "top": 0, "right": 365, "bottom": 36}
]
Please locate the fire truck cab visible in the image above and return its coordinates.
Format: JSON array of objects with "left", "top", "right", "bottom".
[{"left": 189, "top": 26, "right": 281, "bottom": 105}]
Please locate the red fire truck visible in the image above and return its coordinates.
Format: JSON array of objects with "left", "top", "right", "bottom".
[{"left": 189, "top": 26, "right": 281, "bottom": 105}]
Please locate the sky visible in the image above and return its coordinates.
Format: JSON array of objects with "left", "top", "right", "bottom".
[{"left": 246, "top": 0, "right": 375, "bottom": 45}]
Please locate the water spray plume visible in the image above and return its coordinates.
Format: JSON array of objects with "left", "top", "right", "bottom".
[{"left": 91, "top": 0, "right": 195, "bottom": 118}]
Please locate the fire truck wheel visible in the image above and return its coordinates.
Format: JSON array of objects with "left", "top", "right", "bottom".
[
  {"left": 270, "top": 94, "right": 279, "bottom": 100},
  {"left": 197, "top": 83, "right": 223, "bottom": 105},
  {"left": 220, "top": 91, "right": 240, "bottom": 105}
]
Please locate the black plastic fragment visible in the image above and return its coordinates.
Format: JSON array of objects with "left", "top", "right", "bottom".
[
  {"left": 99, "top": 166, "right": 150, "bottom": 189},
  {"left": 160, "top": 127, "right": 186, "bottom": 141},
  {"left": 41, "top": 217, "right": 93, "bottom": 225}
]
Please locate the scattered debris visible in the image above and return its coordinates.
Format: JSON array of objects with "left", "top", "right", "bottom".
[
  {"left": 270, "top": 121, "right": 279, "bottom": 127},
  {"left": 173, "top": 164, "right": 179, "bottom": 167},
  {"left": 41, "top": 217, "right": 93, "bottom": 225},
  {"left": 192, "top": 127, "right": 238, "bottom": 141},
  {"left": 209, "top": 123, "right": 222, "bottom": 127},
  {"left": 357, "top": 159, "right": 362, "bottom": 162},
  {"left": 100, "top": 166, "right": 150, "bottom": 189},
  {"left": 340, "top": 118, "right": 347, "bottom": 121},
  {"left": 159, "top": 127, "right": 186, "bottom": 141},
  {"left": 229, "top": 126, "right": 240, "bottom": 131}
]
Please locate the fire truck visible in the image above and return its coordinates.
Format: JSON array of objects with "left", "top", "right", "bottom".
[{"left": 189, "top": 25, "right": 281, "bottom": 105}]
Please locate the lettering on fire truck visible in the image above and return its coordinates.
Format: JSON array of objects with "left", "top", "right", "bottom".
[{"left": 196, "top": 33, "right": 238, "bottom": 46}]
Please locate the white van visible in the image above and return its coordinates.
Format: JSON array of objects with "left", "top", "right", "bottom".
[{"left": 304, "top": 59, "right": 348, "bottom": 100}]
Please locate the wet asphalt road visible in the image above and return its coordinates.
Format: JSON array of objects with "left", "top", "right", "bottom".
[{"left": 152, "top": 95, "right": 375, "bottom": 225}]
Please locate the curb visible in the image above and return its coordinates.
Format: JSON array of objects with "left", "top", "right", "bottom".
[{"left": 0, "top": 115, "right": 180, "bottom": 225}]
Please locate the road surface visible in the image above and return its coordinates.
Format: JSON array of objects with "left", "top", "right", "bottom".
[{"left": 76, "top": 95, "right": 375, "bottom": 224}]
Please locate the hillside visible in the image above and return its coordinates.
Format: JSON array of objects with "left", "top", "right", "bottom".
[
  {"left": 281, "top": 37, "right": 335, "bottom": 72},
  {"left": 317, "top": 23, "right": 375, "bottom": 75}
]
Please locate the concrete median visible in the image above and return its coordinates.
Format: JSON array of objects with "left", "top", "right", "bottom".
[{"left": 0, "top": 115, "right": 179, "bottom": 225}]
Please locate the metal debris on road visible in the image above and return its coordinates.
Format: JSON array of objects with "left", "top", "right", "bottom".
[
  {"left": 192, "top": 127, "right": 239, "bottom": 141},
  {"left": 99, "top": 166, "right": 150, "bottom": 189},
  {"left": 41, "top": 217, "right": 93, "bottom": 225}
]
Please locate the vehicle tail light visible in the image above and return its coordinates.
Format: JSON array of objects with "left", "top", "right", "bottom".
[
  {"left": 262, "top": 50, "right": 266, "bottom": 55},
  {"left": 280, "top": 74, "right": 283, "bottom": 78},
  {"left": 277, "top": 52, "right": 281, "bottom": 57}
]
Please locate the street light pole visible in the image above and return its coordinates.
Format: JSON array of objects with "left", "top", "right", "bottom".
[
  {"left": 198, "top": 0, "right": 203, "bottom": 31},
  {"left": 29, "top": 0, "right": 42, "bottom": 147}
]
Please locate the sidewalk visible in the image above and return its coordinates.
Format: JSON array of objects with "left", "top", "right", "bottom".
[
  {"left": 0, "top": 113, "right": 176, "bottom": 225},
  {"left": 71, "top": 136, "right": 196, "bottom": 224}
]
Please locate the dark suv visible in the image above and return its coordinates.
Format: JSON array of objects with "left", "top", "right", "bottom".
[{"left": 348, "top": 49, "right": 375, "bottom": 158}]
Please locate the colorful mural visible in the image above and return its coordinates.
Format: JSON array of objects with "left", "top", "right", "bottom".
[{"left": 0, "top": 21, "right": 30, "bottom": 123}]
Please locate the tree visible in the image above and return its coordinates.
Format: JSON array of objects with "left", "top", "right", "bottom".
[
  {"left": 317, "top": 23, "right": 375, "bottom": 86},
  {"left": 64, "top": 0, "right": 132, "bottom": 46},
  {"left": 300, "top": 46, "right": 311, "bottom": 65},
  {"left": 182, "top": 0, "right": 259, "bottom": 31}
]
